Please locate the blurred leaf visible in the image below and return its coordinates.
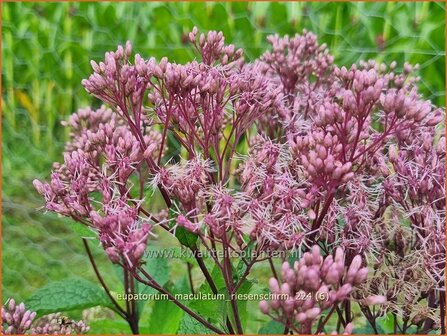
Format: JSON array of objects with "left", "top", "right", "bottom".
[
  {"left": 189, "top": 287, "right": 227, "bottom": 326},
  {"left": 15, "top": 89, "right": 37, "bottom": 122},
  {"left": 376, "top": 313, "right": 397, "bottom": 334},
  {"left": 87, "top": 319, "right": 132, "bottom": 334},
  {"left": 68, "top": 221, "right": 96, "bottom": 239},
  {"left": 258, "top": 320, "right": 284, "bottom": 334},
  {"left": 141, "top": 247, "right": 171, "bottom": 286}
]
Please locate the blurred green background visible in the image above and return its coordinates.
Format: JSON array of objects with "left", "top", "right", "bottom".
[{"left": 2, "top": 2, "right": 445, "bottom": 334}]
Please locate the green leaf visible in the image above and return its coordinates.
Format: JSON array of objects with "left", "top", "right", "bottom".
[
  {"left": 188, "top": 266, "right": 227, "bottom": 325},
  {"left": 196, "top": 265, "right": 226, "bottom": 295},
  {"left": 378, "top": 316, "right": 394, "bottom": 334},
  {"left": 189, "top": 287, "right": 228, "bottom": 326},
  {"left": 27, "top": 278, "right": 114, "bottom": 316},
  {"left": 258, "top": 320, "right": 284, "bottom": 334},
  {"left": 175, "top": 226, "right": 198, "bottom": 249},
  {"left": 236, "top": 240, "right": 256, "bottom": 279},
  {"left": 144, "top": 278, "right": 188, "bottom": 334},
  {"left": 141, "top": 247, "right": 171, "bottom": 286},
  {"left": 177, "top": 314, "right": 215, "bottom": 334},
  {"left": 145, "top": 284, "right": 184, "bottom": 334},
  {"left": 376, "top": 313, "right": 397, "bottom": 334},
  {"left": 169, "top": 207, "right": 198, "bottom": 248},
  {"left": 87, "top": 319, "right": 132, "bottom": 334},
  {"left": 229, "top": 279, "right": 253, "bottom": 331},
  {"left": 190, "top": 265, "right": 254, "bottom": 330},
  {"left": 353, "top": 324, "right": 376, "bottom": 334},
  {"left": 137, "top": 247, "right": 171, "bottom": 317},
  {"left": 354, "top": 321, "right": 386, "bottom": 334}
]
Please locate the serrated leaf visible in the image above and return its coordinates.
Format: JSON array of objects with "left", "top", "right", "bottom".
[
  {"left": 143, "top": 282, "right": 184, "bottom": 334},
  {"left": 189, "top": 287, "right": 227, "bottom": 326},
  {"left": 177, "top": 314, "right": 215, "bottom": 334},
  {"left": 197, "top": 265, "right": 226, "bottom": 295},
  {"left": 141, "top": 247, "right": 171, "bottom": 286},
  {"left": 188, "top": 265, "right": 227, "bottom": 325},
  {"left": 27, "top": 278, "right": 114, "bottom": 317}
]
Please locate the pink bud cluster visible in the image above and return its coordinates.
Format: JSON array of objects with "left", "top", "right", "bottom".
[
  {"left": 293, "top": 129, "right": 354, "bottom": 188},
  {"left": 146, "top": 60, "right": 281, "bottom": 163},
  {"left": 259, "top": 246, "right": 385, "bottom": 333},
  {"left": 1, "top": 299, "right": 36, "bottom": 334},
  {"left": 262, "top": 31, "right": 334, "bottom": 99},
  {"left": 188, "top": 26, "right": 243, "bottom": 67},
  {"left": 1, "top": 299, "right": 89, "bottom": 335},
  {"left": 82, "top": 41, "right": 138, "bottom": 105},
  {"left": 83, "top": 28, "right": 281, "bottom": 177},
  {"left": 62, "top": 106, "right": 162, "bottom": 165},
  {"left": 289, "top": 61, "right": 441, "bottom": 185},
  {"left": 253, "top": 30, "right": 336, "bottom": 134}
]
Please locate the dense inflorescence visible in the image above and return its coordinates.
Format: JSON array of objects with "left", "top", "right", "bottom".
[
  {"left": 33, "top": 27, "right": 445, "bottom": 334},
  {"left": 1, "top": 299, "right": 89, "bottom": 335},
  {"left": 259, "top": 246, "right": 386, "bottom": 333}
]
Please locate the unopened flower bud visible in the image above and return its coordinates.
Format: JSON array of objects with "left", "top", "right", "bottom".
[
  {"left": 259, "top": 300, "right": 270, "bottom": 314},
  {"left": 306, "top": 307, "right": 321, "bottom": 320},
  {"left": 362, "top": 295, "right": 387, "bottom": 305},
  {"left": 354, "top": 267, "right": 369, "bottom": 285},
  {"left": 269, "top": 278, "right": 280, "bottom": 293}
]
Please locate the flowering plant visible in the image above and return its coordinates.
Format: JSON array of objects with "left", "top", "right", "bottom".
[{"left": 26, "top": 27, "right": 445, "bottom": 334}]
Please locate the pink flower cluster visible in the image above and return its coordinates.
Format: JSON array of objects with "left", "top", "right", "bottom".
[
  {"left": 30, "top": 313, "right": 89, "bottom": 335},
  {"left": 33, "top": 106, "right": 158, "bottom": 269},
  {"left": 259, "top": 246, "right": 385, "bottom": 333},
  {"left": 34, "top": 27, "right": 445, "bottom": 334},
  {"left": 188, "top": 27, "right": 244, "bottom": 67},
  {"left": 1, "top": 299, "right": 88, "bottom": 335},
  {"left": 262, "top": 31, "right": 333, "bottom": 105}
]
